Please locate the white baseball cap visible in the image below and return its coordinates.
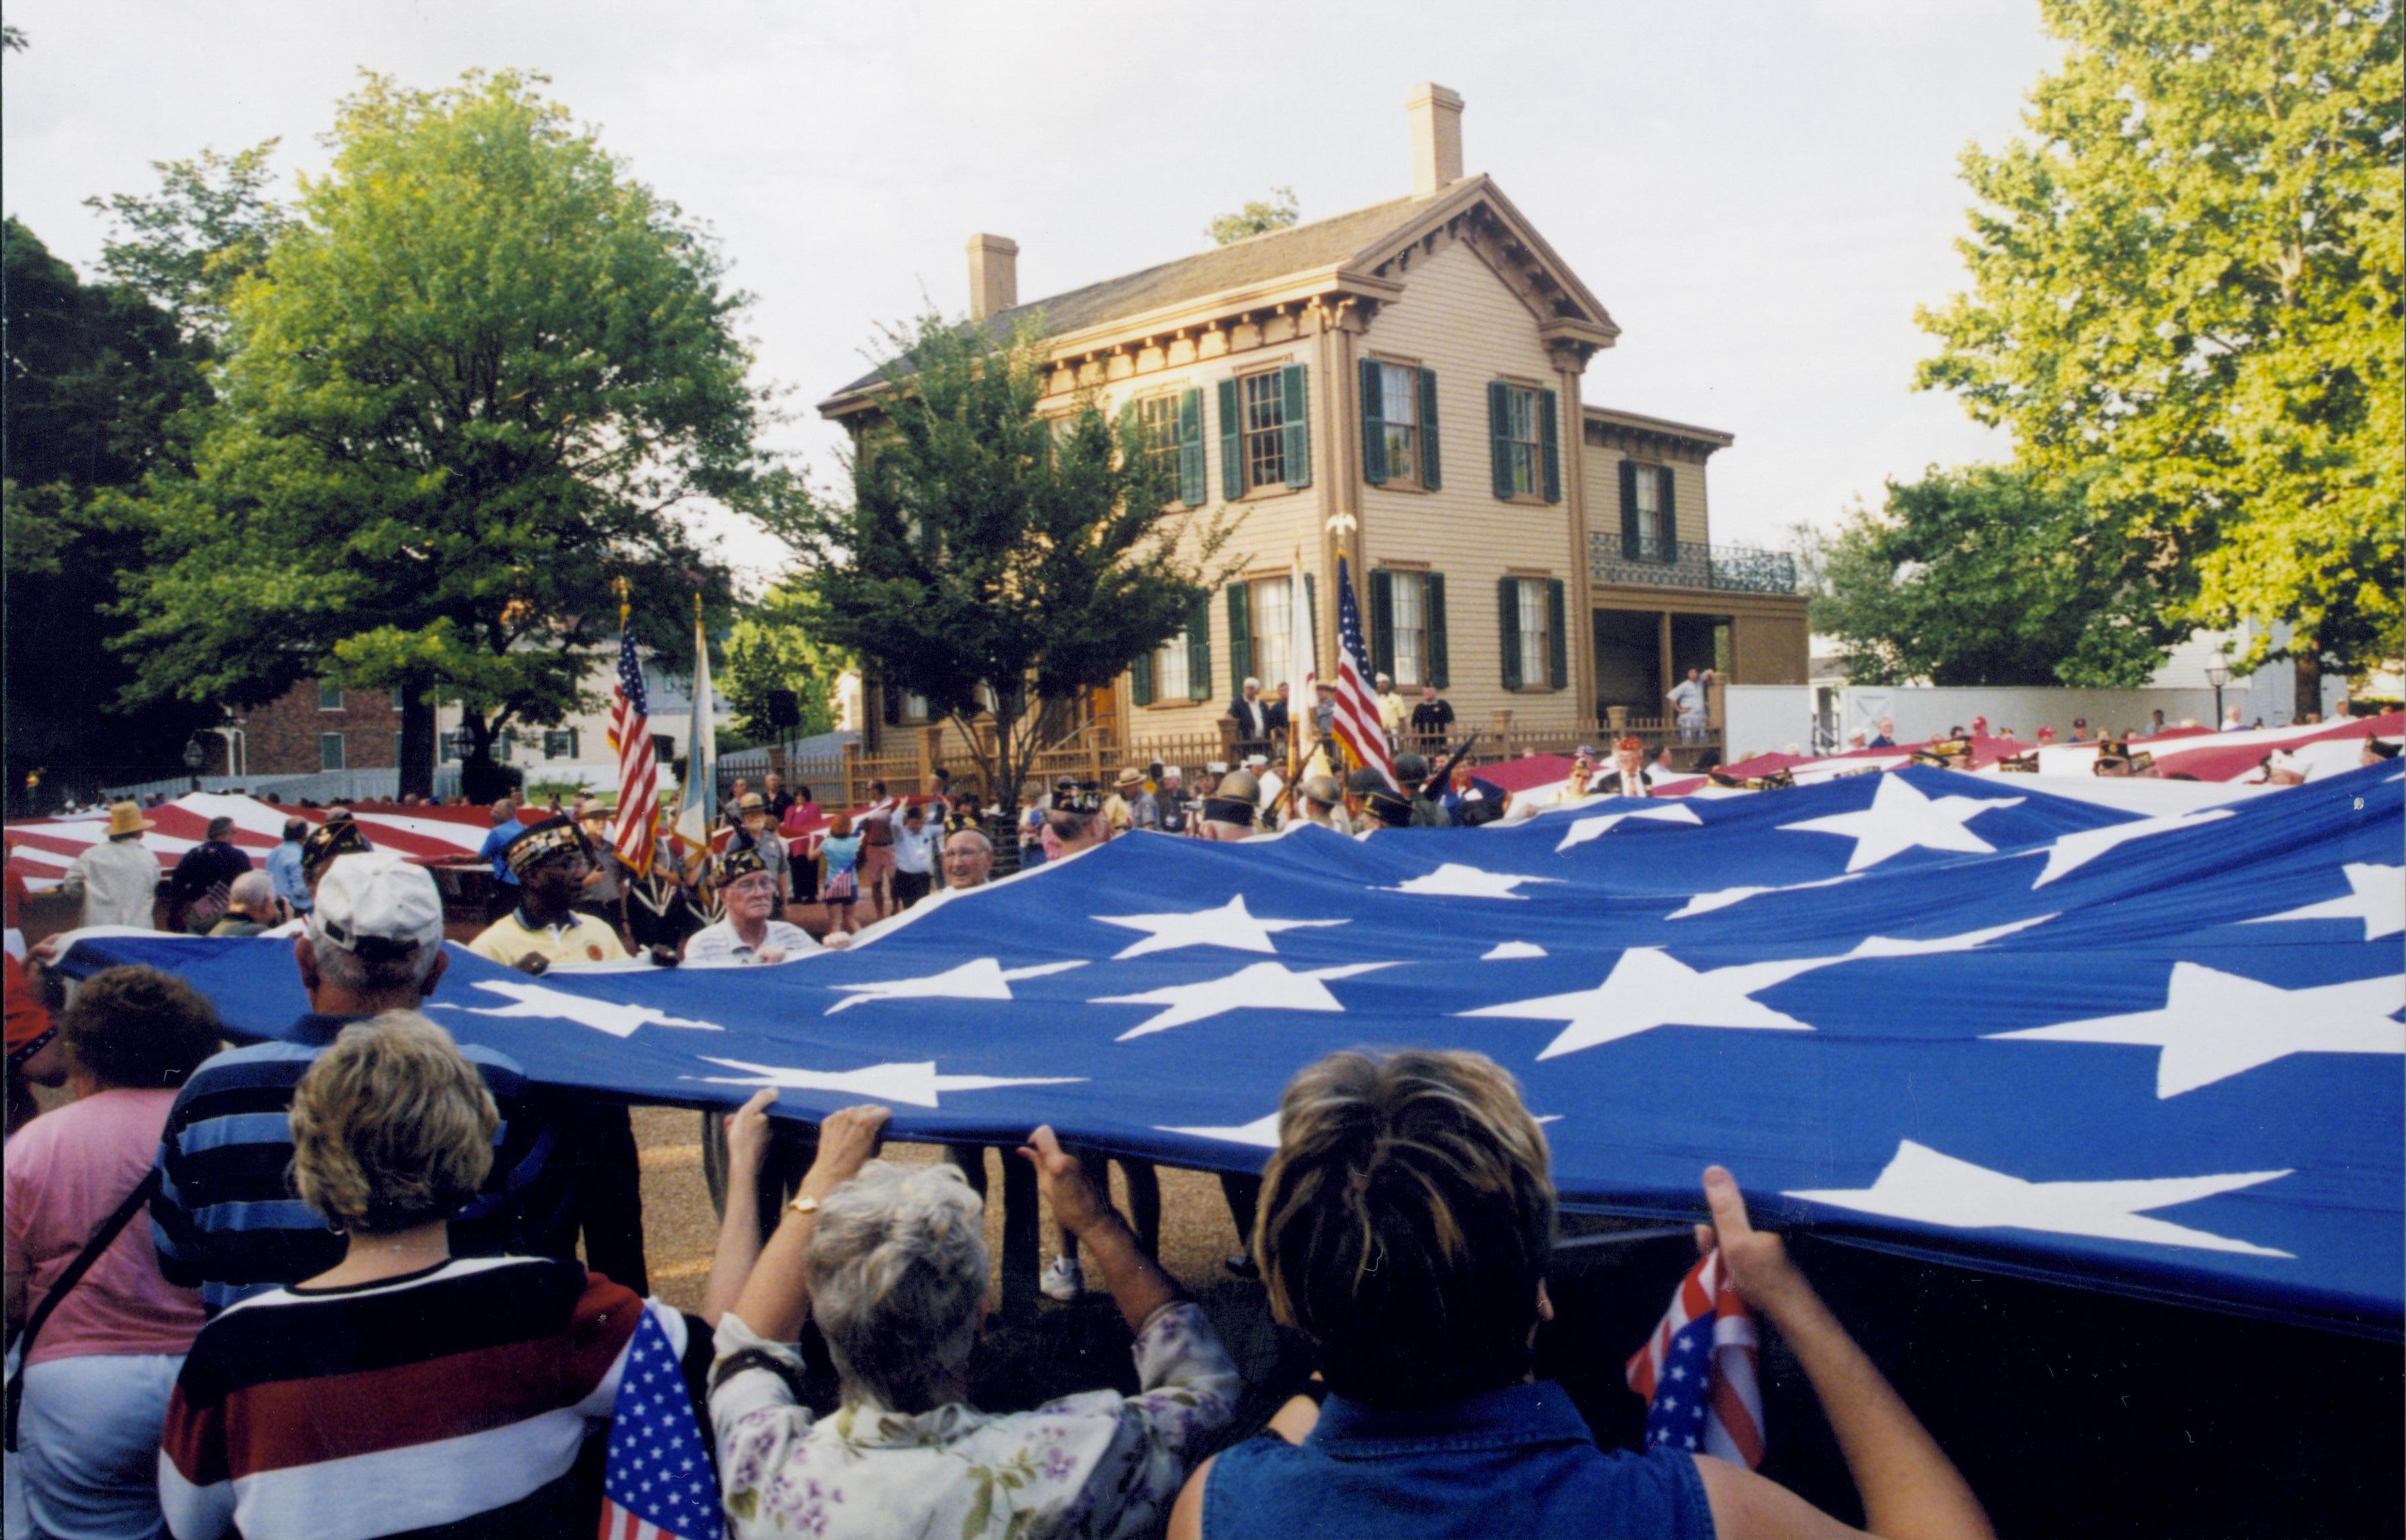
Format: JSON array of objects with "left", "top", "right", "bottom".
[{"left": 310, "top": 852, "right": 445, "bottom": 959}]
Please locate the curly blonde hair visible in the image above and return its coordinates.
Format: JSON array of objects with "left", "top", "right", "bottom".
[{"left": 288, "top": 1012, "right": 497, "bottom": 1234}]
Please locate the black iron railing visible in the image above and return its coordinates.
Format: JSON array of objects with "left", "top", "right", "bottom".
[{"left": 1589, "top": 534, "right": 1798, "bottom": 595}]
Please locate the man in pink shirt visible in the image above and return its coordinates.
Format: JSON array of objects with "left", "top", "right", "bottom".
[{"left": 5, "top": 965, "right": 225, "bottom": 1539}]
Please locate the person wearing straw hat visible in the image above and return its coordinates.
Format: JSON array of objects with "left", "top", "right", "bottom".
[{"left": 60, "top": 802, "right": 160, "bottom": 930}]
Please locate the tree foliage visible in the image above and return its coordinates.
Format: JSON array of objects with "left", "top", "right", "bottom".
[
  {"left": 1206, "top": 186, "right": 1300, "bottom": 246},
  {"left": 2, "top": 218, "right": 220, "bottom": 807},
  {"left": 781, "top": 313, "right": 1235, "bottom": 803},
  {"left": 1806, "top": 465, "right": 2178, "bottom": 687},
  {"left": 1917, "top": 0, "right": 2403, "bottom": 682},
  {"left": 86, "top": 142, "right": 292, "bottom": 345},
  {"left": 720, "top": 581, "right": 845, "bottom": 741},
  {"left": 116, "top": 72, "right": 772, "bottom": 795}
]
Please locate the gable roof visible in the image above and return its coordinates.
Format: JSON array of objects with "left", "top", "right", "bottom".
[{"left": 824, "top": 177, "right": 1618, "bottom": 408}]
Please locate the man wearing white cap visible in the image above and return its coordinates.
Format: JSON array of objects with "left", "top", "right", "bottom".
[
  {"left": 61, "top": 802, "right": 160, "bottom": 930},
  {"left": 150, "top": 855, "right": 568, "bottom": 1314}
]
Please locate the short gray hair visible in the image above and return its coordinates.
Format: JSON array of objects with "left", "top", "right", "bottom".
[
  {"left": 311, "top": 927, "right": 443, "bottom": 995},
  {"left": 228, "top": 871, "right": 276, "bottom": 913},
  {"left": 941, "top": 828, "right": 993, "bottom": 857},
  {"left": 805, "top": 1160, "right": 987, "bottom": 1412}
]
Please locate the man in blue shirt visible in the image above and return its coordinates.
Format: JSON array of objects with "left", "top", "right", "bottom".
[
  {"left": 150, "top": 854, "right": 569, "bottom": 1313},
  {"left": 475, "top": 799, "right": 523, "bottom": 922},
  {"left": 263, "top": 818, "right": 312, "bottom": 915}
]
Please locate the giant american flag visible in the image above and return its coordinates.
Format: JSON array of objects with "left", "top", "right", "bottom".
[
  {"left": 610, "top": 610, "right": 660, "bottom": 876},
  {"left": 1330, "top": 555, "right": 1397, "bottom": 787}
]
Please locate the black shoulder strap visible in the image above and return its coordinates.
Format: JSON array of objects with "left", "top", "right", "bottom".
[{"left": 4, "top": 1165, "right": 162, "bottom": 1452}]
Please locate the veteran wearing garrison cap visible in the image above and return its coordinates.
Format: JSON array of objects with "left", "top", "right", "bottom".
[{"left": 466, "top": 816, "right": 630, "bottom": 973}]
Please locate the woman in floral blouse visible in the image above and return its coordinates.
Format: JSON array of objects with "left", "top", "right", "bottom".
[{"left": 706, "top": 1097, "right": 1240, "bottom": 1539}]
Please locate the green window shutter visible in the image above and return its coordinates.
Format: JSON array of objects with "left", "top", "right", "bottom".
[
  {"left": 1226, "top": 581, "right": 1253, "bottom": 687},
  {"left": 1657, "top": 465, "right": 1677, "bottom": 557},
  {"left": 1187, "top": 591, "right": 1213, "bottom": 700},
  {"left": 1358, "top": 358, "right": 1388, "bottom": 485},
  {"left": 1281, "top": 364, "right": 1312, "bottom": 490},
  {"left": 1539, "top": 388, "right": 1562, "bottom": 503},
  {"left": 1418, "top": 368, "right": 1443, "bottom": 490},
  {"left": 1131, "top": 649, "right": 1154, "bottom": 707},
  {"left": 1487, "top": 381, "right": 1514, "bottom": 499},
  {"left": 1219, "top": 378, "right": 1244, "bottom": 498},
  {"left": 1498, "top": 577, "right": 1524, "bottom": 691},
  {"left": 1426, "top": 571, "right": 1450, "bottom": 689},
  {"left": 1368, "top": 567, "right": 1396, "bottom": 679},
  {"left": 1178, "top": 388, "right": 1206, "bottom": 506},
  {"left": 1619, "top": 458, "right": 1641, "bottom": 561},
  {"left": 1547, "top": 578, "right": 1569, "bottom": 690}
]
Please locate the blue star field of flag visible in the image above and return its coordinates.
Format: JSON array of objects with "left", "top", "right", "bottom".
[
  {"left": 67, "top": 763, "right": 2406, "bottom": 1334},
  {"left": 602, "top": 1308, "right": 722, "bottom": 1540}
]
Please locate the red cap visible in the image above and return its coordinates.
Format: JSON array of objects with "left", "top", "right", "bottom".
[{"left": 1616, "top": 736, "right": 1644, "bottom": 752}]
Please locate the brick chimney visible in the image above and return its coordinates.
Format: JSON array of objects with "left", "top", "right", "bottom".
[
  {"left": 1406, "top": 83, "right": 1465, "bottom": 197},
  {"left": 967, "top": 233, "right": 1018, "bottom": 322}
]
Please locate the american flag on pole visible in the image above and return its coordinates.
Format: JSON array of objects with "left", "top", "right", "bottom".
[
  {"left": 609, "top": 606, "right": 660, "bottom": 877},
  {"left": 1625, "top": 1249, "right": 1765, "bottom": 1468},
  {"left": 1330, "top": 555, "right": 1396, "bottom": 787},
  {"left": 598, "top": 1309, "right": 723, "bottom": 1540}
]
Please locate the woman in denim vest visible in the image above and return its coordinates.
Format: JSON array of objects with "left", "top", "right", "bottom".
[{"left": 1169, "top": 1049, "right": 1994, "bottom": 1540}]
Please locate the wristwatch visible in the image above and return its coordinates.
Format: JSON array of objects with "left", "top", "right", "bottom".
[{"left": 787, "top": 1193, "right": 821, "bottom": 1218}]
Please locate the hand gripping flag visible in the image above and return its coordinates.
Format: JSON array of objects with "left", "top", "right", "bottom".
[
  {"left": 1626, "top": 1249, "right": 1764, "bottom": 1468},
  {"left": 1330, "top": 555, "right": 1396, "bottom": 787},
  {"left": 609, "top": 597, "right": 660, "bottom": 877},
  {"left": 600, "top": 1308, "right": 723, "bottom": 1540}
]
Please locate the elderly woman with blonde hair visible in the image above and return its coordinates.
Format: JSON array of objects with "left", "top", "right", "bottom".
[
  {"left": 707, "top": 1095, "right": 1239, "bottom": 1539},
  {"left": 158, "top": 1013, "right": 702, "bottom": 1540},
  {"left": 1169, "top": 1048, "right": 1995, "bottom": 1540}
]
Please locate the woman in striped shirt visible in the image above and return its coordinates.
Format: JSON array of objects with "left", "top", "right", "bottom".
[{"left": 158, "top": 1013, "right": 701, "bottom": 1540}]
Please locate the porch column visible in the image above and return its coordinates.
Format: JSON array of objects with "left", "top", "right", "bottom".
[{"left": 1657, "top": 611, "right": 1675, "bottom": 724}]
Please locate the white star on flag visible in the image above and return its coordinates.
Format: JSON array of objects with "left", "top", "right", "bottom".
[
  {"left": 1092, "top": 894, "right": 1347, "bottom": 959},
  {"left": 1156, "top": 1109, "right": 1284, "bottom": 1147},
  {"left": 684, "top": 1056, "right": 1085, "bottom": 1108},
  {"left": 2238, "top": 863, "right": 2405, "bottom": 942},
  {"left": 1482, "top": 941, "right": 1549, "bottom": 960},
  {"left": 1787, "top": 1140, "right": 2293, "bottom": 1256},
  {"left": 438, "top": 981, "right": 724, "bottom": 1038},
  {"left": 1779, "top": 775, "right": 2024, "bottom": 873},
  {"left": 1096, "top": 960, "right": 1397, "bottom": 1040},
  {"left": 825, "top": 957, "right": 1086, "bottom": 1015},
  {"left": 1665, "top": 873, "right": 1861, "bottom": 920},
  {"left": 1383, "top": 863, "right": 1565, "bottom": 899},
  {"left": 2028, "top": 808, "right": 2236, "bottom": 888},
  {"left": 1553, "top": 803, "right": 1702, "bottom": 854},
  {"left": 1987, "top": 961, "right": 2406, "bottom": 1097},
  {"left": 1467, "top": 947, "right": 1825, "bottom": 1060}
]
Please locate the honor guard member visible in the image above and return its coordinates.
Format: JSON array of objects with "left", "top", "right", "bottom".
[
  {"left": 1390, "top": 753, "right": 1451, "bottom": 827},
  {"left": 1588, "top": 737, "right": 1660, "bottom": 798},
  {"left": 1197, "top": 771, "right": 1261, "bottom": 842},
  {"left": 467, "top": 817, "right": 631, "bottom": 974},
  {"left": 1345, "top": 767, "right": 1416, "bottom": 833}
]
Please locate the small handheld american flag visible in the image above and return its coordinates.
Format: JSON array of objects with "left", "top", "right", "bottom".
[
  {"left": 599, "top": 1309, "right": 722, "bottom": 1540},
  {"left": 1625, "top": 1249, "right": 1765, "bottom": 1468}
]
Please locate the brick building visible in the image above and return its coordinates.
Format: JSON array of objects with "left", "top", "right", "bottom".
[{"left": 228, "top": 678, "right": 407, "bottom": 777}]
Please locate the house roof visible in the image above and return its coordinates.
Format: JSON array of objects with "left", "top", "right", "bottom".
[
  {"left": 1582, "top": 404, "right": 1735, "bottom": 451},
  {"left": 830, "top": 192, "right": 1430, "bottom": 400}
]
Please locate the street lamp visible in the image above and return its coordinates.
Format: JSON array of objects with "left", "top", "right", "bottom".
[
  {"left": 182, "top": 738, "right": 205, "bottom": 793},
  {"left": 2204, "top": 662, "right": 2229, "bottom": 728}
]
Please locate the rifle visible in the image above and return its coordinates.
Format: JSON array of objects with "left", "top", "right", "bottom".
[{"left": 1420, "top": 733, "right": 1482, "bottom": 799}]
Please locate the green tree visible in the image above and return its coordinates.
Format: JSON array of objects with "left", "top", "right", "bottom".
[
  {"left": 2, "top": 217, "right": 220, "bottom": 809},
  {"left": 1805, "top": 465, "right": 2179, "bottom": 687},
  {"left": 1206, "top": 186, "right": 1300, "bottom": 245},
  {"left": 116, "top": 72, "right": 770, "bottom": 800},
  {"left": 780, "top": 313, "right": 1235, "bottom": 805},
  {"left": 86, "top": 141, "right": 292, "bottom": 343},
  {"left": 720, "top": 582, "right": 845, "bottom": 741},
  {"left": 1918, "top": 0, "right": 2403, "bottom": 698}
]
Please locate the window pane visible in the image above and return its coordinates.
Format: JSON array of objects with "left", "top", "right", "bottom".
[
  {"left": 1138, "top": 395, "right": 1181, "bottom": 484},
  {"left": 1633, "top": 465, "right": 1661, "bottom": 546},
  {"left": 1506, "top": 387, "right": 1542, "bottom": 495},
  {"left": 317, "top": 679, "right": 342, "bottom": 710},
  {"left": 1392, "top": 573, "right": 1425, "bottom": 688},
  {"left": 1157, "top": 630, "right": 1189, "bottom": 700},
  {"left": 1517, "top": 579, "right": 1548, "bottom": 687},
  {"left": 1251, "top": 576, "right": 1292, "bottom": 688},
  {"left": 1243, "top": 373, "right": 1286, "bottom": 489},
  {"left": 319, "top": 732, "right": 346, "bottom": 771},
  {"left": 1381, "top": 364, "right": 1417, "bottom": 429},
  {"left": 903, "top": 692, "right": 929, "bottom": 720}
]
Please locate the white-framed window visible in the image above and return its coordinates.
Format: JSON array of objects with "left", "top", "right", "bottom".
[
  {"left": 319, "top": 732, "right": 346, "bottom": 771},
  {"left": 1379, "top": 362, "right": 1420, "bottom": 486},
  {"left": 1250, "top": 575, "right": 1293, "bottom": 690},
  {"left": 1136, "top": 394, "right": 1182, "bottom": 484},
  {"left": 543, "top": 728, "right": 578, "bottom": 759},
  {"left": 1391, "top": 571, "right": 1428, "bottom": 688},
  {"left": 317, "top": 679, "right": 343, "bottom": 711},
  {"left": 1632, "top": 463, "right": 1664, "bottom": 548},
  {"left": 1241, "top": 371, "right": 1287, "bottom": 490},
  {"left": 902, "top": 691, "right": 930, "bottom": 721},
  {"left": 1155, "top": 629, "right": 1190, "bottom": 701},
  {"left": 391, "top": 683, "right": 406, "bottom": 710},
  {"left": 1502, "top": 386, "right": 1543, "bottom": 497},
  {"left": 1516, "top": 578, "right": 1549, "bottom": 689}
]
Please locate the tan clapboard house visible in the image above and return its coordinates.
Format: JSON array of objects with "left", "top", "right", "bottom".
[{"left": 823, "top": 85, "right": 1808, "bottom": 761}]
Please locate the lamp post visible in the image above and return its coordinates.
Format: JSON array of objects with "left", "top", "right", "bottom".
[
  {"left": 2205, "top": 662, "right": 2228, "bottom": 729},
  {"left": 182, "top": 738, "right": 205, "bottom": 793}
]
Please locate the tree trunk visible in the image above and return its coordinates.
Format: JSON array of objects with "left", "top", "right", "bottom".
[
  {"left": 459, "top": 711, "right": 516, "bottom": 804},
  {"left": 396, "top": 675, "right": 437, "bottom": 800},
  {"left": 2294, "top": 644, "right": 2323, "bottom": 722}
]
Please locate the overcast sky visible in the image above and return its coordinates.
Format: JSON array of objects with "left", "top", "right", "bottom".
[{"left": 3, "top": 0, "right": 2058, "bottom": 586}]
